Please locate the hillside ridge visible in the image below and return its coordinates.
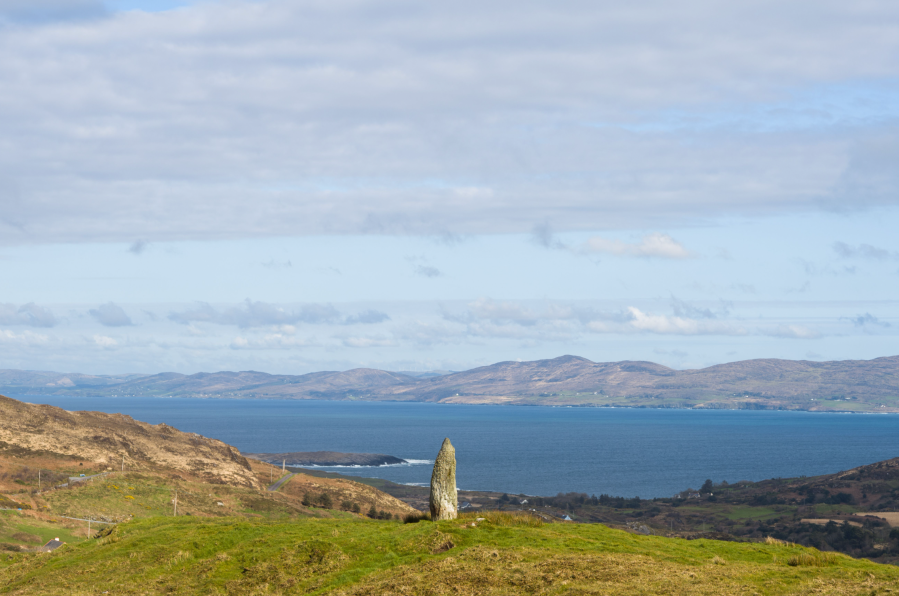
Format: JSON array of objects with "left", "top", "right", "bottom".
[
  {"left": 0, "top": 394, "right": 261, "bottom": 489},
  {"left": 3, "top": 354, "right": 899, "bottom": 411}
]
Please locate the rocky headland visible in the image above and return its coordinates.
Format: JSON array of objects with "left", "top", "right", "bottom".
[{"left": 245, "top": 451, "right": 407, "bottom": 467}]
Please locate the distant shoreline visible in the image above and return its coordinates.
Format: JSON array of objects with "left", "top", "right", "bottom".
[{"left": 7, "top": 392, "right": 898, "bottom": 415}]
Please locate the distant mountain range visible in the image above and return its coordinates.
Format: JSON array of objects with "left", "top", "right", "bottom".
[{"left": 3, "top": 355, "right": 899, "bottom": 412}]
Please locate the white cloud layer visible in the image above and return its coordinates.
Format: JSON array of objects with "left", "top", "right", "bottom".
[
  {"left": 0, "top": 0, "right": 898, "bottom": 244},
  {"left": 0, "top": 297, "right": 892, "bottom": 374},
  {"left": 168, "top": 300, "right": 391, "bottom": 328},
  {"left": 581, "top": 234, "right": 693, "bottom": 259}
]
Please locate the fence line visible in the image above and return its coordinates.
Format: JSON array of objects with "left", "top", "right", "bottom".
[{"left": 1, "top": 508, "right": 118, "bottom": 524}]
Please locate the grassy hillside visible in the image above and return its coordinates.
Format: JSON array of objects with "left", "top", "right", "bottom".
[
  {"left": 0, "top": 395, "right": 260, "bottom": 489},
  {"left": 1, "top": 512, "right": 897, "bottom": 595},
  {"left": 0, "top": 510, "right": 84, "bottom": 553},
  {"left": 0, "top": 453, "right": 414, "bottom": 553}
]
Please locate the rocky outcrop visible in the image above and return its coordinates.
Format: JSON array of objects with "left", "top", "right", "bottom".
[
  {"left": 429, "top": 438, "right": 457, "bottom": 521},
  {"left": 0, "top": 395, "right": 261, "bottom": 489}
]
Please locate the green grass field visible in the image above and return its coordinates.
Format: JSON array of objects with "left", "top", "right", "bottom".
[
  {"left": 0, "top": 510, "right": 84, "bottom": 551},
  {"left": 38, "top": 472, "right": 315, "bottom": 522},
  {"left": 719, "top": 506, "right": 786, "bottom": 521},
  {"left": 1, "top": 511, "right": 897, "bottom": 595}
]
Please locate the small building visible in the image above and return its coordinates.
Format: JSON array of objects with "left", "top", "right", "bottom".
[{"left": 39, "top": 538, "right": 64, "bottom": 552}]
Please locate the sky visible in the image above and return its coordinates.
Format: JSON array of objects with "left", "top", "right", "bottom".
[{"left": 0, "top": 0, "right": 898, "bottom": 375}]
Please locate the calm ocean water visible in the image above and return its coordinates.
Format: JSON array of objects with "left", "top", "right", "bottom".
[{"left": 12, "top": 396, "right": 899, "bottom": 498}]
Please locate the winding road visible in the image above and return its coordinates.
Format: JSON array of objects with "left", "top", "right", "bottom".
[{"left": 267, "top": 472, "right": 295, "bottom": 492}]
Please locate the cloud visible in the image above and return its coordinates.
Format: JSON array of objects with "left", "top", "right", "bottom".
[
  {"left": 445, "top": 298, "right": 746, "bottom": 339},
  {"left": 168, "top": 302, "right": 219, "bottom": 325},
  {"left": 731, "top": 284, "right": 756, "bottom": 294},
  {"left": 229, "top": 333, "right": 315, "bottom": 350},
  {"left": 414, "top": 265, "right": 442, "bottom": 278},
  {"left": 128, "top": 240, "right": 149, "bottom": 255},
  {"left": 670, "top": 297, "right": 731, "bottom": 320},
  {"left": 0, "top": 329, "right": 50, "bottom": 345},
  {"left": 464, "top": 298, "right": 540, "bottom": 326},
  {"left": 624, "top": 307, "right": 746, "bottom": 336},
  {"left": 580, "top": 234, "right": 692, "bottom": 259},
  {"left": 848, "top": 313, "right": 891, "bottom": 328},
  {"left": 89, "top": 302, "right": 133, "bottom": 327},
  {"left": 343, "top": 310, "right": 391, "bottom": 325},
  {"left": 531, "top": 222, "right": 566, "bottom": 250},
  {"left": 342, "top": 336, "right": 396, "bottom": 348},
  {"left": 169, "top": 300, "right": 341, "bottom": 328},
  {"left": 832, "top": 241, "right": 897, "bottom": 261},
  {"left": 0, "top": 302, "right": 58, "bottom": 327},
  {"left": 0, "top": 1, "right": 898, "bottom": 244},
  {"left": 92, "top": 334, "right": 118, "bottom": 348},
  {"left": 766, "top": 325, "right": 821, "bottom": 339}
]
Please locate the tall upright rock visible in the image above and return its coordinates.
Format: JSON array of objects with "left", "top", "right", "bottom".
[{"left": 429, "top": 438, "right": 458, "bottom": 520}]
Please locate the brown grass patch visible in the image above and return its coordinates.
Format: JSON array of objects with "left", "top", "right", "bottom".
[
  {"left": 10, "top": 532, "right": 41, "bottom": 544},
  {"left": 787, "top": 551, "right": 842, "bottom": 567},
  {"left": 337, "top": 547, "right": 877, "bottom": 596},
  {"left": 226, "top": 539, "right": 347, "bottom": 594},
  {"left": 280, "top": 472, "right": 416, "bottom": 516},
  {"left": 458, "top": 510, "right": 543, "bottom": 527}
]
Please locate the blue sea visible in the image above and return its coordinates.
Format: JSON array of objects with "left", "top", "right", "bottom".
[{"left": 11, "top": 396, "right": 899, "bottom": 498}]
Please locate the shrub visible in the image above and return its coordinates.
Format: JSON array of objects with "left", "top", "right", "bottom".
[
  {"left": 825, "top": 492, "right": 853, "bottom": 505},
  {"left": 367, "top": 505, "right": 377, "bottom": 518},
  {"left": 352, "top": 503, "right": 361, "bottom": 514},
  {"left": 340, "top": 500, "right": 353, "bottom": 511},
  {"left": 302, "top": 493, "right": 312, "bottom": 507},
  {"left": 317, "top": 493, "right": 333, "bottom": 509},
  {"left": 404, "top": 511, "right": 431, "bottom": 524},
  {"left": 787, "top": 551, "right": 840, "bottom": 567}
]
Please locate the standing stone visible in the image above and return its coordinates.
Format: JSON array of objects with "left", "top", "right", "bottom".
[{"left": 429, "top": 438, "right": 457, "bottom": 520}]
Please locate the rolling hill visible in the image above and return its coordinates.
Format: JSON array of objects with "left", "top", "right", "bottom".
[{"left": 3, "top": 354, "right": 899, "bottom": 411}]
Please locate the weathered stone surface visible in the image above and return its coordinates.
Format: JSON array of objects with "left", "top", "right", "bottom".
[{"left": 429, "top": 437, "right": 457, "bottom": 520}]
